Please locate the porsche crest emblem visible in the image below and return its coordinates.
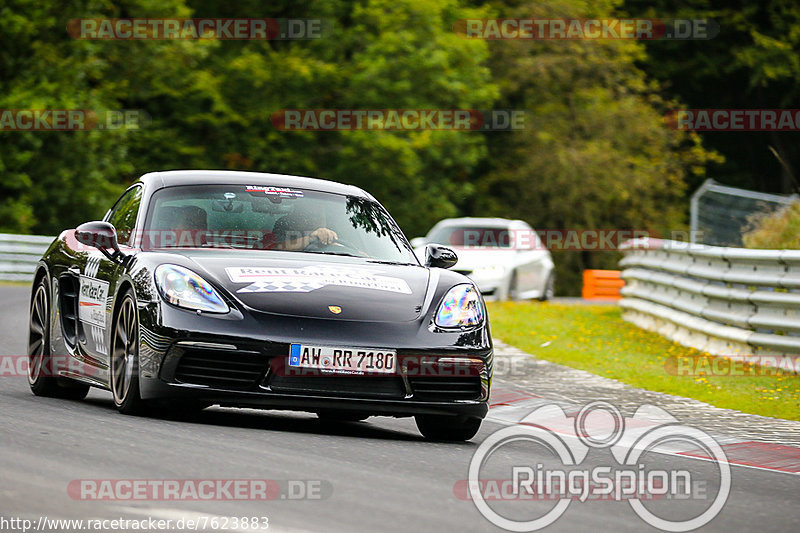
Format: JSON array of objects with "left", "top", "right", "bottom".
[{"left": 328, "top": 305, "right": 342, "bottom": 314}]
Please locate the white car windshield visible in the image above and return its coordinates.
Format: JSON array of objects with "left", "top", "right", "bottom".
[{"left": 428, "top": 226, "right": 513, "bottom": 248}]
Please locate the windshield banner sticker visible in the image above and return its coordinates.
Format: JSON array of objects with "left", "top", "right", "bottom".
[
  {"left": 245, "top": 185, "right": 304, "bottom": 198},
  {"left": 226, "top": 266, "right": 412, "bottom": 294}
]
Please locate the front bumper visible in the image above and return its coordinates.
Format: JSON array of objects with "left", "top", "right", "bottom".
[
  {"left": 137, "top": 300, "right": 493, "bottom": 419},
  {"left": 139, "top": 380, "right": 489, "bottom": 418}
]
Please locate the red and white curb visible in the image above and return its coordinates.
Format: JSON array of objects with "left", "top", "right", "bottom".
[{"left": 488, "top": 385, "right": 800, "bottom": 476}]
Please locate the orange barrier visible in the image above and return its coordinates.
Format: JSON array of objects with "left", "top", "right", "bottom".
[{"left": 582, "top": 269, "right": 624, "bottom": 300}]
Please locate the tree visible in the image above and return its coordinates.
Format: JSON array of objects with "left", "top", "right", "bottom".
[
  {"left": 624, "top": 0, "right": 800, "bottom": 195},
  {"left": 183, "top": 0, "right": 498, "bottom": 237},
  {"left": 470, "top": 0, "right": 720, "bottom": 293},
  {"left": 1, "top": 0, "right": 498, "bottom": 239},
  {"left": 0, "top": 0, "right": 203, "bottom": 233}
]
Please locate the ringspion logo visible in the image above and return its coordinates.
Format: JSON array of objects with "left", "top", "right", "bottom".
[{"left": 465, "top": 401, "right": 730, "bottom": 531}]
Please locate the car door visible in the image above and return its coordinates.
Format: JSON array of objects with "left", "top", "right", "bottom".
[{"left": 77, "top": 186, "right": 142, "bottom": 371}]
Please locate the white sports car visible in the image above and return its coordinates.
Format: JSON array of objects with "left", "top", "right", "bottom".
[{"left": 412, "top": 217, "right": 555, "bottom": 301}]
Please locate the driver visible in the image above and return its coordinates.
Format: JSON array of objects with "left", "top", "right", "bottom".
[{"left": 272, "top": 205, "right": 338, "bottom": 251}]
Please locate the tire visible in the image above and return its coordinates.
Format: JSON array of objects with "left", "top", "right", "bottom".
[
  {"left": 538, "top": 273, "right": 555, "bottom": 302},
  {"left": 28, "top": 277, "right": 90, "bottom": 400},
  {"left": 415, "top": 415, "right": 482, "bottom": 442},
  {"left": 110, "top": 289, "right": 148, "bottom": 415},
  {"left": 317, "top": 410, "right": 370, "bottom": 423}
]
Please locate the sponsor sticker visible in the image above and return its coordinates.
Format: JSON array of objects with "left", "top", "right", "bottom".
[
  {"left": 245, "top": 186, "right": 304, "bottom": 198},
  {"left": 79, "top": 276, "right": 109, "bottom": 328},
  {"left": 225, "top": 266, "right": 412, "bottom": 294}
]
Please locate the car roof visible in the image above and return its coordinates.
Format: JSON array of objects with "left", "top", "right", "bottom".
[
  {"left": 431, "top": 217, "right": 527, "bottom": 228},
  {"left": 138, "top": 170, "right": 373, "bottom": 199}
]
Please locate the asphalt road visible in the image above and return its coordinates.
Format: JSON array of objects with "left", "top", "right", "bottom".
[{"left": 0, "top": 285, "right": 797, "bottom": 532}]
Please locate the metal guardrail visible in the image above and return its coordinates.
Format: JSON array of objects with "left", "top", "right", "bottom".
[
  {"left": 0, "top": 233, "right": 54, "bottom": 282},
  {"left": 619, "top": 238, "right": 800, "bottom": 364}
]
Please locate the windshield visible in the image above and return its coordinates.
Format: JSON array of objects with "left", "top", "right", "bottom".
[
  {"left": 427, "top": 225, "right": 513, "bottom": 248},
  {"left": 143, "top": 184, "right": 417, "bottom": 263}
]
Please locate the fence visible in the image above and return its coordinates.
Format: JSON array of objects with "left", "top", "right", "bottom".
[
  {"left": 689, "top": 178, "right": 797, "bottom": 246},
  {"left": 619, "top": 238, "right": 800, "bottom": 366},
  {"left": 0, "top": 233, "right": 54, "bottom": 282}
]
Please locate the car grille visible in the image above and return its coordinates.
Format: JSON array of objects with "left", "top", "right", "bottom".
[
  {"left": 268, "top": 374, "right": 406, "bottom": 399},
  {"left": 174, "top": 349, "right": 268, "bottom": 390},
  {"left": 409, "top": 377, "right": 482, "bottom": 401}
]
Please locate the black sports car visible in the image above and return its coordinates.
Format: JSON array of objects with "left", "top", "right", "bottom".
[{"left": 27, "top": 170, "right": 492, "bottom": 441}]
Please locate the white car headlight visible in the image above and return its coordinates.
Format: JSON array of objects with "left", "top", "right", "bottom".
[
  {"left": 435, "top": 284, "right": 484, "bottom": 328},
  {"left": 472, "top": 265, "right": 506, "bottom": 277},
  {"left": 155, "top": 264, "right": 229, "bottom": 313}
]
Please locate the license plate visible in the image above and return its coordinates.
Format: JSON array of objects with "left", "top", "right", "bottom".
[{"left": 289, "top": 344, "right": 397, "bottom": 374}]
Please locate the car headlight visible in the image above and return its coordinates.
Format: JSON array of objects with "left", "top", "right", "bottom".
[
  {"left": 435, "top": 284, "right": 484, "bottom": 328},
  {"left": 472, "top": 265, "right": 506, "bottom": 277},
  {"left": 154, "top": 264, "right": 229, "bottom": 313}
]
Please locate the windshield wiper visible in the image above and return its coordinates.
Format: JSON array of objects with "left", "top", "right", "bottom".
[
  {"left": 199, "top": 242, "right": 235, "bottom": 249},
  {"left": 304, "top": 250, "right": 361, "bottom": 258},
  {"left": 367, "top": 259, "right": 417, "bottom": 266}
]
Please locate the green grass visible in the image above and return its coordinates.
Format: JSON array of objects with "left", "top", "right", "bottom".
[
  {"left": 0, "top": 281, "right": 31, "bottom": 287},
  {"left": 487, "top": 301, "right": 800, "bottom": 421}
]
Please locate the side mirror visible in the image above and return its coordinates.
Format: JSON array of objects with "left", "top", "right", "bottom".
[
  {"left": 410, "top": 237, "right": 428, "bottom": 248},
  {"left": 425, "top": 244, "right": 458, "bottom": 269},
  {"left": 75, "top": 221, "right": 127, "bottom": 265}
]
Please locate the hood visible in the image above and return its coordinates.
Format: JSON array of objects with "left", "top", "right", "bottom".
[{"left": 172, "top": 250, "right": 430, "bottom": 322}]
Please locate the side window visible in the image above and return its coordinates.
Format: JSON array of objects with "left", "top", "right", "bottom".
[{"left": 106, "top": 186, "right": 142, "bottom": 246}]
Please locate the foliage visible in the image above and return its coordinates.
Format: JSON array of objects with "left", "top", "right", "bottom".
[
  {"left": 471, "top": 0, "right": 720, "bottom": 293},
  {"left": 1, "top": 0, "right": 497, "bottom": 238},
  {"left": 624, "top": 0, "right": 800, "bottom": 193},
  {"left": 7, "top": 0, "right": 791, "bottom": 295},
  {"left": 743, "top": 201, "right": 800, "bottom": 249}
]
